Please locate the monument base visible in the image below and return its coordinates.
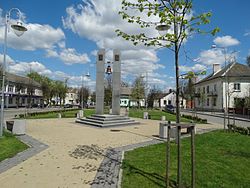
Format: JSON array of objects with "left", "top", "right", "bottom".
[{"left": 75, "top": 114, "right": 140, "bottom": 128}]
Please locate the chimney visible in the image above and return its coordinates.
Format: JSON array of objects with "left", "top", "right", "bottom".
[{"left": 213, "top": 64, "right": 221, "bottom": 74}]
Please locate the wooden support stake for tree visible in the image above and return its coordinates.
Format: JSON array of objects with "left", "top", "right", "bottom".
[
  {"left": 191, "top": 126, "right": 195, "bottom": 188},
  {"left": 166, "top": 122, "right": 171, "bottom": 187},
  {"left": 177, "top": 125, "right": 182, "bottom": 188}
]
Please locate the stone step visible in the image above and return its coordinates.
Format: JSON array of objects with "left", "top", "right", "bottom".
[
  {"left": 79, "top": 118, "right": 133, "bottom": 124},
  {"left": 76, "top": 118, "right": 139, "bottom": 127},
  {"left": 85, "top": 116, "right": 130, "bottom": 122}
]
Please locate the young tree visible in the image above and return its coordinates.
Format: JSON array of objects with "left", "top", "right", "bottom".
[
  {"left": 131, "top": 76, "right": 145, "bottom": 108},
  {"left": 116, "top": 0, "right": 219, "bottom": 123},
  {"left": 147, "top": 87, "right": 163, "bottom": 108}
]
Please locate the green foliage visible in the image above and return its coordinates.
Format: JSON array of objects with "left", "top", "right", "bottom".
[
  {"left": 19, "top": 109, "right": 95, "bottom": 119},
  {"left": 116, "top": 0, "right": 220, "bottom": 50},
  {"left": 228, "top": 124, "right": 250, "bottom": 135},
  {"left": 27, "top": 71, "right": 68, "bottom": 106},
  {"left": 122, "top": 130, "right": 250, "bottom": 188},
  {"left": 131, "top": 76, "right": 146, "bottom": 107},
  {"left": 147, "top": 87, "right": 163, "bottom": 108}
]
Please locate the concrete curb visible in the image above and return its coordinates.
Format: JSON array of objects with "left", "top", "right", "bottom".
[
  {"left": 182, "top": 110, "right": 250, "bottom": 123},
  {"left": 0, "top": 134, "right": 48, "bottom": 174}
]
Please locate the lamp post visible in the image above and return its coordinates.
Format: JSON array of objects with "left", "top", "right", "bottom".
[
  {"left": 81, "top": 72, "right": 90, "bottom": 109},
  {"left": 0, "top": 8, "right": 27, "bottom": 137},
  {"left": 140, "top": 72, "right": 148, "bottom": 111},
  {"left": 211, "top": 45, "right": 228, "bottom": 130},
  {"left": 156, "top": 21, "right": 184, "bottom": 187}
]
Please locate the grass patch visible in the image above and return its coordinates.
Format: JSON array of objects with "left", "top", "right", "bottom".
[
  {"left": 121, "top": 130, "right": 250, "bottom": 188},
  {"left": 129, "top": 108, "right": 190, "bottom": 122},
  {"left": 24, "top": 109, "right": 96, "bottom": 119},
  {"left": 0, "top": 131, "right": 29, "bottom": 162}
]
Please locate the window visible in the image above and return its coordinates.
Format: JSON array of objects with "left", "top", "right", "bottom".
[
  {"left": 198, "top": 88, "right": 200, "bottom": 93},
  {"left": 206, "top": 85, "right": 209, "bottom": 93},
  {"left": 124, "top": 100, "right": 127, "bottom": 104},
  {"left": 203, "top": 87, "right": 205, "bottom": 93},
  {"left": 213, "top": 98, "right": 217, "bottom": 106},
  {"left": 115, "top": 55, "right": 120, "bottom": 61},
  {"left": 9, "top": 97, "right": 13, "bottom": 104},
  {"left": 21, "top": 88, "right": 26, "bottom": 94},
  {"left": 164, "top": 100, "right": 167, "bottom": 105},
  {"left": 207, "top": 98, "right": 210, "bottom": 106},
  {"left": 22, "top": 98, "right": 25, "bottom": 104},
  {"left": 98, "top": 54, "right": 103, "bottom": 61},
  {"left": 214, "top": 84, "right": 217, "bottom": 92},
  {"left": 8, "top": 85, "right": 14, "bottom": 92},
  {"left": 168, "top": 100, "right": 171, "bottom": 105},
  {"left": 234, "top": 83, "right": 241, "bottom": 91}
]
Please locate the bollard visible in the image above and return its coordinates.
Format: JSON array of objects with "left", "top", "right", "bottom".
[
  {"left": 159, "top": 122, "right": 167, "bottom": 139},
  {"left": 143, "top": 112, "right": 148, "bottom": 119},
  {"left": 58, "top": 113, "right": 62, "bottom": 118},
  {"left": 79, "top": 110, "right": 84, "bottom": 118},
  {"left": 161, "top": 116, "right": 166, "bottom": 121}
]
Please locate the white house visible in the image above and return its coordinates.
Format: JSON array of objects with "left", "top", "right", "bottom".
[
  {"left": 194, "top": 62, "right": 250, "bottom": 112},
  {"left": 0, "top": 72, "right": 43, "bottom": 108},
  {"left": 154, "top": 90, "right": 186, "bottom": 108},
  {"left": 64, "top": 88, "right": 79, "bottom": 105}
]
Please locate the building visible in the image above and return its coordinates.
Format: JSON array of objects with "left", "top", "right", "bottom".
[
  {"left": 120, "top": 87, "right": 131, "bottom": 107},
  {"left": 0, "top": 72, "right": 43, "bottom": 108},
  {"left": 65, "top": 88, "right": 79, "bottom": 105},
  {"left": 153, "top": 90, "right": 186, "bottom": 108},
  {"left": 120, "top": 87, "right": 146, "bottom": 107},
  {"left": 194, "top": 62, "right": 250, "bottom": 112}
]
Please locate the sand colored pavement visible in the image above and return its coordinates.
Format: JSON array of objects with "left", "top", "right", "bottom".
[{"left": 0, "top": 118, "right": 222, "bottom": 188}]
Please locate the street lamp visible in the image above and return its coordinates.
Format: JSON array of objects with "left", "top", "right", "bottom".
[
  {"left": 0, "top": 8, "right": 27, "bottom": 137},
  {"left": 211, "top": 45, "right": 228, "bottom": 130},
  {"left": 156, "top": 21, "right": 184, "bottom": 187},
  {"left": 140, "top": 72, "right": 148, "bottom": 111},
  {"left": 81, "top": 72, "right": 91, "bottom": 109}
]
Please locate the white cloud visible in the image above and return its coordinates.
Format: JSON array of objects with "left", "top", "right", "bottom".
[
  {"left": 179, "top": 64, "right": 206, "bottom": 72},
  {"left": 0, "top": 23, "right": 65, "bottom": 51},
  {"left": 62, "top": 0, "right": 166, "bottom": 81},
  {"left": 46, "top": 48, "right": 90, "bottom": 65},
  {"left": 7, "top": 58, "right": 94, "bottom": 89},
  {"left": 9, "top": 61, "right": 52, "bottom": 76},
  {"left": 244, "top": 31, "right": 250, "bottom": 36},
  {"left": 213, "top": 35, "right": 240, "bottom": 47},
  {"left": 196, "top": 49, "right": 225, "bottom": 65},
  {"left": 0, "top": 54, "right": 15, "bottom": 66}
]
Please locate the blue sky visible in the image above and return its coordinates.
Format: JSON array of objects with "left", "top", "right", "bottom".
[{"left": 0, "top": 0, "right": 250, "bottom": 91}]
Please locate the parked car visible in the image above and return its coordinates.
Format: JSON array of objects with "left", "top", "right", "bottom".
[
  {"left": 165, "top": 104, "right": 175, "bottom": 113},
  {"left": 64, "top": 104, "right": 73, "bottom": 108}
]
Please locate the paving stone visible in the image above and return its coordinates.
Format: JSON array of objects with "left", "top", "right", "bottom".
[{"left": 0, "top": 135, "right": 48, "bottom": 174}]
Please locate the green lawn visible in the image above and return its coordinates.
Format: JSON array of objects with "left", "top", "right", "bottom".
[
  {"left": 129, "top": 108, "right": 190, "bottom": 122},
  {"left": 24, "top": 109, "right": 96, "bottom": 119},
  {"left": 121, "top": 130, "right": 250, "bottom": 188},
  {"left": 0, "top": 131, "right": 29, "bottom": 162}
]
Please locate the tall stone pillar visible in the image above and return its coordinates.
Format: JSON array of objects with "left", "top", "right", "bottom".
[
  {"left": 95, "top": 49, "right": 105, "bottom": 114},
  {"left": 112, "top": 49, "right": 121, "bottom": 115}
]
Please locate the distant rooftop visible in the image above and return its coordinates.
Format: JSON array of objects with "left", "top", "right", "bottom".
[{"left": 196, "top": 62, "right": 250, "bottom": 85}]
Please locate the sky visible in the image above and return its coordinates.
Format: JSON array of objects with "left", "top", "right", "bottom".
[{"left": 0, "top": 0, "right": 250, "bottom": 92}]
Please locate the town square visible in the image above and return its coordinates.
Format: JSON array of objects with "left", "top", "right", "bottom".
[{"left": 0, "top": 0, "right": 250, "bottom": 188}]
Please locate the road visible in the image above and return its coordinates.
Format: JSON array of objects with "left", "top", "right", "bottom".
[{"left": 181, "top": 109, "right": 250, "bottom": 128}]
